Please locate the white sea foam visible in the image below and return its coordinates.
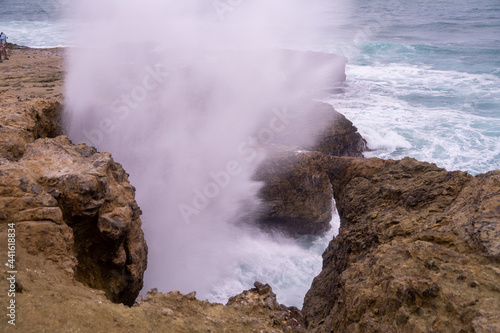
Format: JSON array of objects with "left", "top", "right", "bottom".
[
  {"left": 327, "top": 63, "right": 500, "bottom": 173},
  {"left": 208, "top": 207, "right": 339, "bottom": 307},
  {"left": 1, "top": 20, "right": 71, "bottom": 48}
]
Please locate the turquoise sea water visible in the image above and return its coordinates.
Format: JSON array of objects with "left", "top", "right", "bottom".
[
  {"left": 2, "top": 0, "right": 498, "bottom": 307},
  {"left": 321, "top": 0, "right": 500, "bottom": 174}
]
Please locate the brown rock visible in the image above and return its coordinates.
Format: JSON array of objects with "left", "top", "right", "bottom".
[
  {"left": 0, "top": 133, "right": 147, "bottom": 306},
  {"left": 306, "top": 101, "right": 367, "bottom": 157},
  {"left": 227, "top": 281, "right": 282, "bottom": 312},
  {"left": 303, "top": 156, "right": 500, "bottom": 332},
  {"left": 0, "top": 97, "right": 62, "bottom": 160}
]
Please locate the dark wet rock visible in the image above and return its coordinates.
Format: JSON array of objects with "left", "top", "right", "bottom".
[
  {"left": 255, "top": 149, "right": 333, "bottom": 236},
  {"left": 255, "top": 101, "right": 366, "bottom": 236},
  {"left": 269, "top": 100, "right": 367, "bottom": 157}
]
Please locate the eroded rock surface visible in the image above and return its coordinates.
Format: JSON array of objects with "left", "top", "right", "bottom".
[
  {"left": 0, "top": 95, "right": 147, "bottom": 306},
  {"left": 303, "top": 156, "right": 500, "bottom": 332},
  {"left": 0, "top": 96, "right": 62, "bottom": 160},
  {"left": 269, "top": 101, "right": 366, "bottom": 158},
  {"left": 0, "top": 134, "right": 148, "bottom": 305}
]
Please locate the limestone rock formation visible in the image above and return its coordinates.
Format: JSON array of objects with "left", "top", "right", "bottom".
[
  {"left": 228, "top": 281, "right": 282, "bottom": 311},
  {"left": 0, "top": 97, "right": 147, "bottom": 306},
  {"left": 309, "top": 102, "right": 367, "bottom": 157},
  {"left": 227, "top": 281, "right": 306, "bottom": 331},
  {"left": 303, "top": 156, "right": 500, "bottom": 332},
  {"left": 255, "top": 149, "right": 333, "bottom": 236}
]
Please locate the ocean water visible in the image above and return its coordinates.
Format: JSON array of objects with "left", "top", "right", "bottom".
[
  {"left": 321, "top": 0, "right": 500, "bottom": 175},
  {"left": 3, "top": 0, "right": 499, "bottom": 308},
  {"left": 0, "top": 0, "right": 73, "bottom": 48}
]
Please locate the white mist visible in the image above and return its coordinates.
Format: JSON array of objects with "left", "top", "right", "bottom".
[{"left": 64, "top": 0, "right": 343, "bottom": 306}]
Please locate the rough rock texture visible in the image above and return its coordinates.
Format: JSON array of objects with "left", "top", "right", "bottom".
[
  {"left": 309, "top": 102, "right": 367, "bottom": 157},
  {"left": 0, "top": 89, "right": 147, "bottom": 306},
  {"left": 255, "top": 149, "right": 333, "bottom": 236},
  {"left": 0, "top": 96, "right": 62, "bottom": 160},
  {"left": 0, "top": 134, "right": 148, "bottom": 305},
  {"left": 303, "top": 156, "right": 500, "bottom": 332},
  {"left": 227, "top": 281, "right": 307, "bottom": 331}
]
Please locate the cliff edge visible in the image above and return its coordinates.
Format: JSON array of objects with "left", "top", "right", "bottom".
[{"left": 303, "top": 156, "right": 500, "bottom": 332}]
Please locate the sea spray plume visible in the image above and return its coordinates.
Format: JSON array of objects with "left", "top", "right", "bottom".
[{"left": 64, "top": 0, "right": 340, "bottom": 299}]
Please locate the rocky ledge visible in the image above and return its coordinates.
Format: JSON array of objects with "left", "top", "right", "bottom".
[{"left": 303, "top": 156, "right": 500, "bottom": 332}]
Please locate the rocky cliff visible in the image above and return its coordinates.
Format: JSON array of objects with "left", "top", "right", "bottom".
[
  {"left": 303, "top": 156, "right": 500, "bottom": 332},
  {"left": 0, "top": 95, "right": 148, "bottom": 305}
]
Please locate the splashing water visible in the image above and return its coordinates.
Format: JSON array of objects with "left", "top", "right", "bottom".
[{"left": 64, "top": 0, "right": 342, "bottom": 306}]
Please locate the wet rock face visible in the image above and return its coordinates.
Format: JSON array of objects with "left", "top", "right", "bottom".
[
  {"left": 0, "top": 98, "right": 147, "bottom": 306},
  {"left": 303, "top": 156, "right": 500, "bottom": 332},
  {"left": 309, "top": 102, "right": 367, "bottom": 157},
  {"left": 255, "top": 150, "right": 333, "bottom": 236},
  {"left": 255, "top": 101, "right": 366, "bottom": 237}
]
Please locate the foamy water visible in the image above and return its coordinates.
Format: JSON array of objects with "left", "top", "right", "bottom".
[{"left": 328, "top": 64, "right": 500, "bottom": 174}]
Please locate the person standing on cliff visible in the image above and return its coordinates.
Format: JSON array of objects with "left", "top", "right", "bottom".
[{"left": 0, "top": 32, "right": 8, "bottom": 62}]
